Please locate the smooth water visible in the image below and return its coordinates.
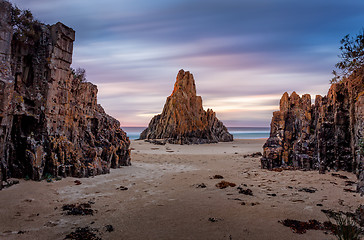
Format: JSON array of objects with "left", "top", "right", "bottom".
[
  {"left": 122, "top": 127, "right": 270, "bottom": 140},
  {"left": 122, "top": 127, "right": 146, "bottom": 140},
  {"left": 227, "top": 127, "right": 270, "bottom": 139}
]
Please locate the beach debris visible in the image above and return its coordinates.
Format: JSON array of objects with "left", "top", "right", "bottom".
[
  {"left": 104, "top": 225, "right": 114, "bottom": 232},
  {"left": 74, "top": 180, "right": 82, "bottom": 185},
  {"left": 195, "top": 183, "right": 207, "bottom": 188},
  {"left": 237, "top": 186, "right": 253, "bottom": 196},
  {"left": 331, "top": 173, "right": 349, "bottom": 179},
  {"left": 208, "top": 217, "right": 219, "bottom": 222},
  {"left": 64, "top": 227, "right": 101, "bottom": 240},
  {"left": 267, "top": 193, "right": 277, "bottom": 197},
  {"left": 344, "top": 188, "right": 357, "bottom": 193},
  {"left": 117, "top": 186, "right": 128, "bottom": 191},
  {"left": 243, "top": 152, "right": 262, "bottom": 158},
  {"left": 62, "top": 202, "right": 94, "bottom": 216},
  {"left": 216, "top": 181, "right": 236, "bottom": 189},
  {"left": 2, "top": 179, "right": 20, "bottom": 188},
  {"left": 228, "top": 198, "right": 243, "bottom": 201},
  {"left": 345, "top": 180, "right": 356, "bottom": 186},
  {"left": 298, "top": 187, "right": 317, "bottom": 193},
  {"left": 279, "top": 219, "right": 335, "bottom": 234},
  {"left": 212, "top": 175, "right": 224, "bottom": 179}
]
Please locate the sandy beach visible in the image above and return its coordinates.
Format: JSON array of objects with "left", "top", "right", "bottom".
[{"left": 0, "top": 139, "right": 362, "bottom": 240}]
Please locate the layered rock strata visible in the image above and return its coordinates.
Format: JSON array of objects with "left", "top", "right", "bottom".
[
  {"left": 0, "top": 1, "right": 130, "bottom": 188},
  {"left": 261, "top": 68, "right": 364, "bottom": 193},
  {"left": 140, "top": 69, "right": 233, "bottom": 144}
]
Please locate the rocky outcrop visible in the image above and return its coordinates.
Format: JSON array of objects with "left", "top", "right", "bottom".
[
  {"left": 261, "top": 68, "right": 364, "bottom": 193},
  {"left": 261, "top": 92, "right": 313, "bottom": 170},
  {"left": 140, "top": 69, "right": 233, "bottom": 144},
  {"left": 0, "top": 1, "right": 130, "bottom": 188}
]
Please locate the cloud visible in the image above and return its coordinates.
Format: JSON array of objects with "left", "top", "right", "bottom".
[{"left": 9, "top": 0, "right": 364, "bottom": 126}]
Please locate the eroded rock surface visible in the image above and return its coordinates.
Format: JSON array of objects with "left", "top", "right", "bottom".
[
  {"left": 140, "top": 69, "right": 233, "bottom": 144},
  {"left": 261, "top": 68, "right": 364, "bottom": 193},
  {"left": 0, "top": 1, "right": 130, "bottom": 188}
]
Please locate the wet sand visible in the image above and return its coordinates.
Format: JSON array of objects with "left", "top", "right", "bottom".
[{"left": 0, "top": 139, "right": 362, "bottom": 240}]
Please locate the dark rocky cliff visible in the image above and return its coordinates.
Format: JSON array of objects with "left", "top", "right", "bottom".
[
  {"left": 0, "top": 0, "right": 130, "bottom": 188},
  {"left": 140, "top": 69, "right": 233, "bottom": 144},
  {"left": 261, "top": 67, "right": 364, "bottom": 194}
]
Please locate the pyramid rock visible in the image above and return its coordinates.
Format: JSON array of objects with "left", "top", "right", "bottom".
[{"left": 140, "top": 70, "right": 233, "bottom": 144}]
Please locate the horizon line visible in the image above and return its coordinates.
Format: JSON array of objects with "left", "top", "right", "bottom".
[{"left": 121, "top": 126, "right": 271, "bottom": 128}]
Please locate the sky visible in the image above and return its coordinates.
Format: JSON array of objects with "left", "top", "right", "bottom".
[{"left": 10, "top": 0, "right": 364, "bottom": 127}]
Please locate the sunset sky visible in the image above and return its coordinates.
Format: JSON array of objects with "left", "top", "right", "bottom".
[{"left": 11, "top": 0, "right": 364, "bottom": 127}]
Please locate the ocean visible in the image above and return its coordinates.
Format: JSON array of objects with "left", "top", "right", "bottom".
[{"left": 122, "top": 127, "right": 270, "bottom": 140}]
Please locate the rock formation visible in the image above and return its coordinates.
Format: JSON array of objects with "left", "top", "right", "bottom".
[
  {"left": 0, "top": 1, "right": 130, "bottom": 189},
  {"left": 261, "top": 67, "right": 364, "bottom": 193},
  {"left": 140, "top": 69, "right": 233, "bottom": 144}
]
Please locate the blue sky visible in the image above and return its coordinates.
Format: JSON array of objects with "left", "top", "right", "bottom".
[{"left": 10, "top": 0, "right": 364, "bottom": 126}]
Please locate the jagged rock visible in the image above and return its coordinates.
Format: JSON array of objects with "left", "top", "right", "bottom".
[
  {"left": 0, "top": 1, "right": 130, "bottom": 188},
  {"left": 261, "top": 92, "right": 313, "bottom": 170},
  {"left": 261, "top": 67, "right": 364, "bottom": 194},
  {"left": 140, "top": 69, "right": 233, "bottom": 144}
]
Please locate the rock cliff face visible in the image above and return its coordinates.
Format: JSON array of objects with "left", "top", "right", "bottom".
[
  {"left": 261, "top": 68, "right": 364, "bottom": 193},
  {"left": 140, "top": 69, "right": 233, "bottom": 144},
  {"left": 0, "top": 1, "right": 130, "bottom": 188}
]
